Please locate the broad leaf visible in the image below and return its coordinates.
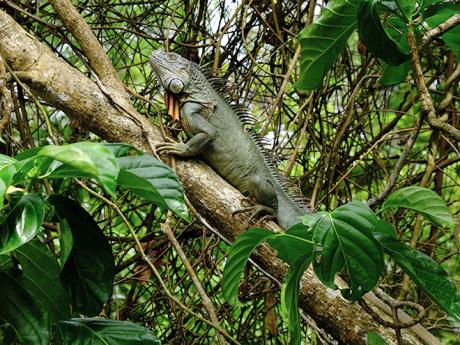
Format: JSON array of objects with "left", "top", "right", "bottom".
[
  {"left": 14, "top": 240, "right": 71, "bottom": 322},
  {"left": 0, "top": 193, "right": 45, "bottom": 254},
  {"left": 0, "top": 272, "right": 51, "bottom": 345},
  {"left": 117, "top": 155, "right": 188, "bottom": 218},
  {"left": 281, "top": 254, "right": 312, "bottom": 345},
  {"left": 223, "top": 228, "right": 279, "bottom": 305},
  {"left": 358, "top": 0, "right": 410, "bottom": 65},
  {"left": 101, "top": 143, "right": 137, "bottom": 157},
  {"left": 0, "top": 154, "right": 18, "bottom": 206},
  {"left": 367, "top": 331, "right": 389, "bottom": 345},
  {"left": 381, "top": 186, "right": 454, "bottom": 228},
  {"left": 311, "top": 201, "right": 383, "bottom": 301},
  {"left": 296, "top": 0, "right": 361, "bottom": 90},
  {"left": 58, "top": 218, "right": 74, "bottom": 267},
  {"left": 50, "top": 196, "right": 115, "bottom": 316},
  {"left": 373, "top": 219, "right": 397, "bottom": 238},
  {"left": 395, "top": 0, "right": 416, "bottom": 19},
  {"left": 380, "top": 61, "right": 411, "bottom": 86},
  {"left": 268, "top": 223, "right": 314, "bottom": 265},
  {"left": 425, "top": 3, "right": 460, "bottom": 60},
  {"left": 375, "top": 233, "right": 460, "bottom": 319},
  {"left": 58, "top": 318, "right": 160, "bottom": 345},
  {"left": 38, "top": 142, "right": 119, "bottom": 197}
]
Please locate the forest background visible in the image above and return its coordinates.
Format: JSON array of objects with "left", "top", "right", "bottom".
[{"left": 0, "top": 0, "right": 458, "bottom": 344}]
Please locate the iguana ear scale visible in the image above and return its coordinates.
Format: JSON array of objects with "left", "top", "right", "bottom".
[{"left": 167, "top": 77, "right": 185, "bottom": 94}]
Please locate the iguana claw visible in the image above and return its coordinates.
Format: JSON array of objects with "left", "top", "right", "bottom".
[
  {"left": 156, "top": 141, "right": 193, "bottom": 157},
  {"left": 233, "top": 200, "right": 276, "bottom": 226}
]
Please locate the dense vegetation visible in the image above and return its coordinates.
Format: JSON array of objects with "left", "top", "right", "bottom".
[{"left": 0, "top": 0, "right": 458, "bottom": 344}]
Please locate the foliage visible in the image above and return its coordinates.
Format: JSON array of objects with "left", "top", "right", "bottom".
[
  {"left": 297, "top": 0, "right": 460, "bottom": 89},
  {"left": 223, "top": 188, "right": 458, "bottom": 344},
  {"left": 0, "top": 0, "right": 459, "bottom": 344},
  {"left": 0, "top": 142, "right": 180, "bottom": 344}
]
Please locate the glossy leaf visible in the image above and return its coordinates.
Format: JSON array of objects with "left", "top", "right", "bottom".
[
  {"left": 395, "top": 0, "right": 415, "bottom": 19},
  {"left": 0, "top": 154, "right": 18, "bottom": 206},
  {"left": 0, "top": 272, "right": 51, "bottom": 345},
  {"left": 358, "top": 0, "right": 410, "bottom": 65},
  {"left": 101, "top": 143, "right": 137, "bottom": 158},
  {"left": 58, "top": 218, "right": 74, "bottom": 267},
  {"left": 58, "top": 318, "right": 160, "bottom": 345},
  {"left": 425, "top": 3, "right": 460, "bottom": 60},
  {"left": 281, "top": 254, "right": 312, "bottom": 345},
  {"left": 380, "top": 61, "right": 411, "bottom": 85},
  {"left": 117, "top": 155, "right": 188, "bottom": 218},
  {"left": 373, "top": 219, "right": 397, "bottom": 238},
  {"left": 38, "top": 142, "right": 119, "bottom": 197},
  {"left": 311, "top": 201, "right": 383, "bottom": 301},
  {"left": 296, "top": 0, "right": 361, "bottom": 90},
  {"left": 223, "top": 228, "right": 280, "bottom": 305},
  {"left": 50, "top": 196, "right": 115, "bottom": 316},
  {"left": 367, "top": 331, "right": 389, "bottom": 345},
  {"left": 0, "top": 193, "right": 45, "bottom": 254},
  {"left": 268, "top": 223, "right": 314, "bottom": 265},
  {"left": 14, "top": 240, "right": 71, "bottom": 322},
  {"left": 375, "top": 233, "right": 460, "bottom": 319},
  {"left": 381, "top": 186, "right": 454, "bottom": 228}
]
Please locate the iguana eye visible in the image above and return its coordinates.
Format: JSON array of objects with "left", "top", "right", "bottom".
[{"left": 168, "top": 78, "right": 184, "bottom": 93}]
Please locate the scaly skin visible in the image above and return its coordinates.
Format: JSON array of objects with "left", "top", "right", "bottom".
[{"left": 149, "top": 50, "right": 306, "bottom": 229}]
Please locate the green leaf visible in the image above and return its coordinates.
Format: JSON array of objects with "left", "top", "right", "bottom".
[
  {"left": 381, "top": 186, "right": 454, "bottom": 228},
  {"left": 58, "top": 318, "right": 160, "bottom": 345},
  {"left": 101, "top": 143, "right": 137, "bottom": 158},
  {"left": 281, "top": 254, "right": 312, "bottom": 345},
  {"left": 0, "top": 154, "right": 18, "bottom": 207},
  {"left": 0, "top": 272, "right": 51, "bottom": 345},
  {"left": 375, "top": 233, "right": 460, "bottom": 320},
  {"left": 358, "top": 0, "right": 410, "bottom": 65},
  {"left": 223, "top": 228, "right": 280, "bottom": 306},
  {"left": 367, "top": 331, "right": 389, "bottom": 345},
  {"left": 14, "top": 240, "right": 71, "bottom": 322},
  {"left": 395, "top": 0, "right": 416, "bottom": 19},
  {"left": 425, "top": 3, "right": 460, "bottom": 60},
  {"left": 117, "top": 155, "right": 188, "bottom": 219},
  {"left": 295, "top": 0, "right": 361, "bottom": 90},
  {"left": 379, "top": 61, "right": 411, "bottom": 85},
  {"left": 373, "top": 219, "right": 397, "bottom": 238},
  {"left": 268, "top": 223, "right": 314, "bottom": 265},
  {"left": 0, "top": 193, "right": 45, "bottom": 254},
  {"left": 312, "top": 201, "right": 383, "bottom": 301},
  {"left": 58, "top": 218, "right": 74, "bottom": 267},
  {"left": 50, "top": 196, "right": 115, "bottom": 316},
  {"left": 38, "top": 142, "right": 119, "bottom": 197}
]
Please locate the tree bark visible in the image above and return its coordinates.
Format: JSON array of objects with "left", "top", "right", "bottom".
[{"left": 0, "top": 9, "right": 425, "bottom": 345}]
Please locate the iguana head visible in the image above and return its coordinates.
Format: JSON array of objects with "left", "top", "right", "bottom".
[
  {"left": 149, "top": 50, "right": 192, "bottom": 121},
  {"left": 149, "top": 50, "right": 191, "bottom": 93}
]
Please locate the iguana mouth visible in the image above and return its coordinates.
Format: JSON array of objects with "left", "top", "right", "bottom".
[{"left": 164, "top": 90, "right": 180, "bottom": 122}]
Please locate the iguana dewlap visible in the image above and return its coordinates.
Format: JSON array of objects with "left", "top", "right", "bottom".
[{"left": 149, "top": 49, "right": 308, "bottom": 229}]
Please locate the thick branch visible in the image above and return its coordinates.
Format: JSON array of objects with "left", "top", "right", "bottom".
[{"left": 0, "top": 10, "right": 424, "bottom": 345}]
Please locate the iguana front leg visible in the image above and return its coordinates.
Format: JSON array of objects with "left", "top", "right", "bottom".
[{"left": 157, "top": 102, "right": 216, "bottom": 157}]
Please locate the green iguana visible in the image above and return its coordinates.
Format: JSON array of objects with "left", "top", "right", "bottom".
[{"left": 149, "top": 50, "right": 309, "bottom": 229}]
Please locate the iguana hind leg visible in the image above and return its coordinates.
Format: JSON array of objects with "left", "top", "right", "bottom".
[
  {"left": 156, "top": 102, "right": 216, "bottom": 157},
  {"left": 233, "top": 175, "right": 278, "bottom": 225}
]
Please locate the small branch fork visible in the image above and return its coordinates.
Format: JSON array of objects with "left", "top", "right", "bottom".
[
  {"left": 414, "top": 16, "right": 460, "bottom": 142},
  {"left": 360, "top": 290, "right": 429, "bottom": 345}
]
